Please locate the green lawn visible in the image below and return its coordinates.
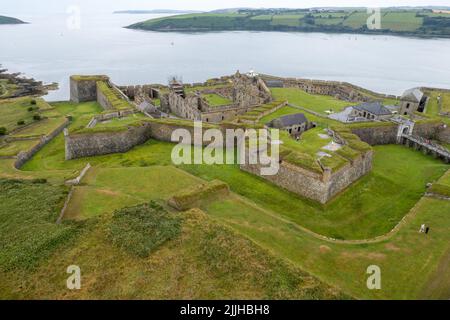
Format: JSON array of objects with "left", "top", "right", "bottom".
[
  {"left": 64, "top": 166, "right": 202, "bottom": 220},
  {"left": 271, "top": 15, "right": 304, "bottom": 27},
  {"left": 0, "top": 97, "right": 38, "bottom": 132},
  {"left": 382, "top": 12, "right": 423, "bottom": 31},
  {"left": 271, "top": 88, "right": 354, "bottom": 115},
  {"left": 11, "top": 117, "right": 67, "bottom": 138},
  {"left": 343, "top": 11, "right": 370, "bottom": 29},
  {"left": 0, "top": 139, "right": 40, "bottom": 157},
  {"left": 202, "top": 93, "right": 232, "bottom": 107}
]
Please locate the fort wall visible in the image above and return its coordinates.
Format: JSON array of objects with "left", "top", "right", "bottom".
[
  {"left": 65, "top": 120, "right": 215, "bottom": 160},
  {"left": 65, "top": 124, "right": 152, "bottom": 160},
  {"left": 240, "top": 150, "right": 373, "bottom": 204},
  {"left": 70, "top": 76, "right": 109, "bottom": 103},
  {"left": 15, "top": 118, "right": 70, "bottom": 168}
]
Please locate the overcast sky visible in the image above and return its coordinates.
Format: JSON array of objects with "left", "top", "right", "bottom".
[{"left": 1, "top": 0, "right": 450, "bottom": 15}]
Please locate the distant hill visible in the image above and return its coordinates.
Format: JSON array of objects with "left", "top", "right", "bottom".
[
  {"left": 126, "top": 7, "right": 450, "bottom": 38},
  {"left": 0, "top": 15, "right": 25, "bottom": 25},
  {"left": 114, "top": 9, "right": 202, "bottom": 14}
]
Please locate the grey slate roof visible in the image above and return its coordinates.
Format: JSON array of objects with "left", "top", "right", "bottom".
[
  {"left": 265, "top": 80, "right": 284, "bottom": 88},
  {"left": 353, "top": 102, "right": 392, "bottom": 116},
  {"left": 268, "top": 113, "right": 308, "bottom": 127},
  {"left": 401, "top": 88, "right": 424, "bottom": 103}
]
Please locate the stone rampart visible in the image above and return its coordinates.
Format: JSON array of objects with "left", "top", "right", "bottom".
[
  {"left": 65, "top": 124, "right": 152, "bottom": 160},
  {"left": 241, "top": 150, "right": 373, "bottom": 204},
  {"left": 15, "top": 118, "right": 70, "bottom": 168},
  {"left": 70, "top": 75, "right": 109, "bottom": 103}
]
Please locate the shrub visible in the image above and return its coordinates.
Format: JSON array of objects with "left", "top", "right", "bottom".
[
  {"left": 28, "top": 106, "right": 34, "bottom": 112},
  {"left": 0, "top": 127, "right": 6, "bottom": 136},
  {"left": 109, "top": 201, "right": 182, "bottom": 258},
  {"left": 30, "top": 99, "right": 37, "bottom": 105},
  {"left": 33, "top": 114, "right": 41, "bottom": 121},
  {"left": 17, "top": 120, "right": 25, "bottom": 126}
]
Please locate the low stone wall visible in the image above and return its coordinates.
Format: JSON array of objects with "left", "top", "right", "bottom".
[
  {"left": 241, "top": 150, "right": 373, "bottom": 204},
  {"left": 65, "top": 120, "right": 215, "bottom": 160},
  {"left": 15, "top": 118, "right": 70, "bottom": 168},
  {"left": 350, "top": 122, "right": 445, "bottom": 146}
]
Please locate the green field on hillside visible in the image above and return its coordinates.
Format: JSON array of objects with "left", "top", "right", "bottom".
[
  {"left": 0, "top": 97, "right": 41, "bottom": 132},
  {"left": 127, "top": 8, "right": 450, "bottom": 37}
]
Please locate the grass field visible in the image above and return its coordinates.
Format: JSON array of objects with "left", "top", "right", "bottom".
[
  {"left": 0, "top": 139, "right": 40, "bottom": 157},
  {"left": 382, "top": 12, "right": 423, "bottom": 31},
  {"left": 0, "top": 97, "right": 40, "bottom": 132},
  {"left": 271, "top": 88, "right": 354, "bottom": 115},
  {"left": 271, "top": 15, "right": 303, "bottom": 27},
  {"left": 202, "top": 93, "right": 232, "bottom": 107},
  {"left": 64, "top": 166, "right": 202, "bottom": 220},
  {"left": 11, "top": 117, "right": 67, "bottom": 138}
]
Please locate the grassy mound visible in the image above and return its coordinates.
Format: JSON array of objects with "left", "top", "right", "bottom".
[
  {"left": 109, "top": 201, "right": 182, "bottom": 258},
  {"left": 168, "top": 180, "right": 230, "bottom": 211}
]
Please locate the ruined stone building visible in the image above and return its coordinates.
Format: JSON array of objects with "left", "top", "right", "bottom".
[{"left": 159, "top": 71, "right": 273, "bottom": 123}]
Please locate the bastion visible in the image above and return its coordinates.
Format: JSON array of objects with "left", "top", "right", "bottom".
[{"left": 70, "top": 75, "right": 109, "bottom": 103}]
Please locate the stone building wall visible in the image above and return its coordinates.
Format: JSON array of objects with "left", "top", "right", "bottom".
[
  {"left": 70, "top": 76, "right": 109, "bottom": 103},
  {"left": 167, "top": 92, "right": 202, "bottom": 120},
  {"left": 350, "top": 125, "right": 398, "bottom": 145}
]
